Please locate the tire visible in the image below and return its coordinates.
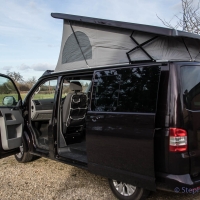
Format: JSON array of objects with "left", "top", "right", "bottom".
[
  {"left": 109, "top": 179, "right": 150, "bottom": 200},
  {"left": 14, "top": 136, "right": 34, "bottom": 163}
]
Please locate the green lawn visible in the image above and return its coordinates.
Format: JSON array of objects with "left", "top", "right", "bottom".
[
  {"left": 21, "top": 93, "right": 27, "bottom": 100},
  {"left": 32, "top": 93, "right": 55, "bottom": 100},
  {"left": 0, "top": 93, "right": 55, "bottom": 106}
]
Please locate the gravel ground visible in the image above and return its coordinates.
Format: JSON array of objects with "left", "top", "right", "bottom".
[{"left": 0, "top": 156, "right": 200, "bottom": 200}]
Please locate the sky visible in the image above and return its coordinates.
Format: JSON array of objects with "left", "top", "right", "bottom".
[{"left": 0, "top": 0, "right": 194, "bottom": 81}]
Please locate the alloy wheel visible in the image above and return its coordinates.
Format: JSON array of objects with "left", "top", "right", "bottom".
[{"left": 112, "top": 180, "right": 136, "bottom": 196}]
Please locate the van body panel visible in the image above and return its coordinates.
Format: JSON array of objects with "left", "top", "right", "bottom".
[
  {"left": 168, "top": 63, "right": 190, "bottom": 175},
  {"left": 154, "top": 128, "right": 170, "bottom": 173},
  {"left": 178, "top": 63, "right": 200, "bottom": 177},
  {"left": 187, "top": 111, "right": 200, "bottom": 177},
  {"left": 169, "top": 63, "right": 185, "bottom": 128},
  {"left": 155, "top": 67, "right": 170, "bottom": 128},
  {"left": 154, "top": 67, "right": 170, "bottom": 173},
  {"left": 86, "top": 111, "right": 156, "bottom": 190}
]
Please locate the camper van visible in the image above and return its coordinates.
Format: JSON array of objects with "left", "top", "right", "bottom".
[{"left": 1, "top": 13, "right": 200, "bottom": 200}]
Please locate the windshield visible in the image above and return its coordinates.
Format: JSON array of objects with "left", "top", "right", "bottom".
[{"left": 181, "top": 65, "right": 200, "bottom": 111}]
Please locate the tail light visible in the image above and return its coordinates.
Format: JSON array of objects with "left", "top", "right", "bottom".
[{"left": 169, "top": 128, "right": 187, "bottom": 152}]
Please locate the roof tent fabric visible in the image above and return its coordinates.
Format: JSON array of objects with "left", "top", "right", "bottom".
[
  {"left": 62, "top": 31, "right": 92, "bottom": 64},
  {"left": 52, "top": 13, "right": 200, "bottom": 72}
]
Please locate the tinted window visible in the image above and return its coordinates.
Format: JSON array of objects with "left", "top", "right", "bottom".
[
  {"left": 91, "top": 66, "right": 160, "bottom": 113},
  {"left": 181, "top": 65, "right": 200, "bottom": 111}
]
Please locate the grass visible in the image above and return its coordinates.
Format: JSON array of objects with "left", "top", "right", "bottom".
[
  {"left": 0, "top": 93, "right": 55, "bottom": 106},
  {"left": 32, "top": 93, "right": 55, "bottom": 100}
]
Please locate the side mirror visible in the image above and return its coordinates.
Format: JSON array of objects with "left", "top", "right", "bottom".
[{"left": 3, "top": 96, "right": 17, "bottom": 106}]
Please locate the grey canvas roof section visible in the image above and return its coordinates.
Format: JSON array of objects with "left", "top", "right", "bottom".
[
  {"left": 51, "top": 13, "right": 200, "bottom": 40},
  {"left": 52, "top": 13, "right": 200, "bottom": 72}
]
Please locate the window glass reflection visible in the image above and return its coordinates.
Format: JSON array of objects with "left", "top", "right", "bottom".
[
  {"left": 181, "top": 66, "right": 200, "bottom": 111},
  {"left": 92, "top": 66, "right": 161, "bottom": 113}
]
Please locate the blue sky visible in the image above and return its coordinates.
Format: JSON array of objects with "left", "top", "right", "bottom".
[{"left": 0, "top": 0, "right": 190, "bottom": 80}]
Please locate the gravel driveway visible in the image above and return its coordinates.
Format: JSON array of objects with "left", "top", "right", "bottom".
[{"left": 0, "top": 156, "right": 200, "bottom": 200}]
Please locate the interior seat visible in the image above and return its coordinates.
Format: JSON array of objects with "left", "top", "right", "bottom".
[{"left": 62, "top": 81, "right": 88, "bottom": 139}]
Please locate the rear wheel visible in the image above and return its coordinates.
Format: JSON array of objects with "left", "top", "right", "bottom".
[
  {"left": 14, "top": 137, "right": 34, "bottom": 163},
  {"left": 109, "top": 179, "right": 149, "bottom": 200}
]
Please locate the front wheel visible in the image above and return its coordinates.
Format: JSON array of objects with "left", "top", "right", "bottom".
[
  {"left": 14, "top": 137, "right": 34, "bottom": 163},
  {"left": 109, "top": 179, "right": 150, "bottom": 200}
]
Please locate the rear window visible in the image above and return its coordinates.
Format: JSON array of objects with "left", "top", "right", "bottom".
[{"left": 181, "top": 65, "right": 200, "bottom": 111}]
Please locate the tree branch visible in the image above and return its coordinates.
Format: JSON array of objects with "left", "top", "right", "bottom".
[{"left": 157, "top": 0, "right": 200, "bottom": 34}]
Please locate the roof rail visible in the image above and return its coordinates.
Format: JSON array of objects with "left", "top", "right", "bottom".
[
  {"left": 51, "top": 13, "right": 200, "bottom": 40},
  {"left": 41, "top": 70, "right": 54, "bottom": 77}
]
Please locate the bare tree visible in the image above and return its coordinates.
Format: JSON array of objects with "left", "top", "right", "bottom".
[
  {"left": 26, "top": 76, "right": 37, "bottom": 88},
  {"left": 157, "top": 0, "right": 200, "bottom": 34},
  {"left": 6, "top": 71, "right": 24, "bottom": 83}
]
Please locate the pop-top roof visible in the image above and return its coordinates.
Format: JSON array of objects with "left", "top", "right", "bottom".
[{"left": 51, "top": 13, "right": 200, "bottom": 72}]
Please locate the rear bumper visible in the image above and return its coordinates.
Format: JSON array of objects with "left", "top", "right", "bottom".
[{"left": 156, "top": 172, "right": 200, "bottom": 194}]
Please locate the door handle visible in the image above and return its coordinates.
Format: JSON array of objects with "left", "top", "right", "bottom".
[
  {"left": 91, "top": 115, "right": 104, "bottom": 122},
  {"left": 92, "top": 117, "right": 99, "bottom": 122}
]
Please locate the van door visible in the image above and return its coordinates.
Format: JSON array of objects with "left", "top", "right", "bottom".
[
  {"left": 0, "top": 74, "right": 24, "bottom": 158},
  {"left": 86, "top": 65, "right": 161, "bottom": 191}
]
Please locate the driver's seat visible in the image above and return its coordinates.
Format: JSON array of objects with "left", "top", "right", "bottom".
[{"left": 62, "top": 81, "right": 87, "bottom": 139}]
